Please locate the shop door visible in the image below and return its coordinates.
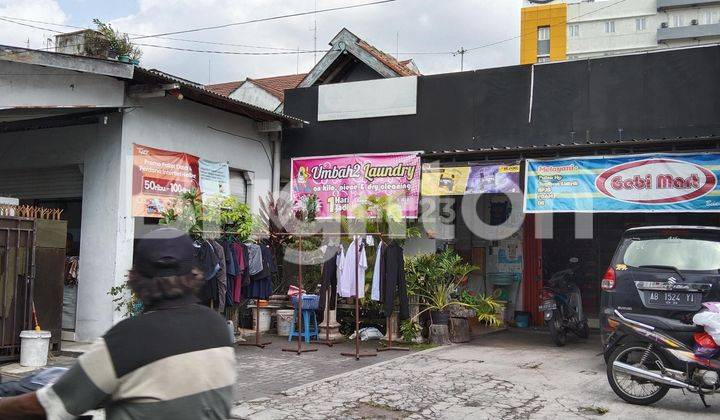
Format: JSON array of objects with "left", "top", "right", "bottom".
[
  {"left": 0, "top": 218, "right": 36, "bottom": 361},
  {"left": 0, "top": 166, "right": 83, "bottom": 199},
  {"left": 229, "top": 170, "right": 247, "bottom": 204}
]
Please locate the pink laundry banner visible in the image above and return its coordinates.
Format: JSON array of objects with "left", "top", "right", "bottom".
[{"left": 291, "top": 152, "right": 421, "bottom": 219}]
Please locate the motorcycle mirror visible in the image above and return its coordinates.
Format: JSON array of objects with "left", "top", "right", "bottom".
[{"left": 569, "top": 257, "right": 579, "bottom": 263}]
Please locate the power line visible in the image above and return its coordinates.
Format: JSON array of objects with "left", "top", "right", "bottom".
[
  {"left": 135, "top": 43, "right": 334, "bottom": 56},
  {"left": 0, "top": 15, "right": 305, "bottom": 51},
  {"left": 131, "top": 0, "right": 399, "bottom": 39}
]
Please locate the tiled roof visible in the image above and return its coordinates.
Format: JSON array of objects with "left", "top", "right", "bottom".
[
  {"left": 205, "top": 80, "right": 245, "bottom": 96},
  {"left": 356, "top": 39, "right": 420, "bottom": 77},
  {"left": 249, "top": 73, "right": 307, "bottom": 101}
]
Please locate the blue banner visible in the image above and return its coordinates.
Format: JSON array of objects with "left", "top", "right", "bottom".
[{"left": 524, "top": 153, "right": 720, "bottom": 213}]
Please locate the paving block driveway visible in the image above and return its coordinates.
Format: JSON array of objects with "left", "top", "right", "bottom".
[{"left": 232, "top": 330, "right": 720, "bottom": 419}]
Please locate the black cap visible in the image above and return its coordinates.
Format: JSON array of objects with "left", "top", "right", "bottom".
[{"left": 134, "top": 228, "right": 195, "bottom": 277}]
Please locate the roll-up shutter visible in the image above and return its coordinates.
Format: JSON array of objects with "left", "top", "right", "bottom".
[
  {"left": 229, "top": 170, "right": 247, "bottom": 204},
  {"left": 0, "top": 165, "right": 84, "bottom": 199}
]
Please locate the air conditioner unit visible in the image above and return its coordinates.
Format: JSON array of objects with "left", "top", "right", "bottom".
[
  {"left": 661, "top": 22, "right": 668, "bottom": 28},
  {"left": 691, "top": 19, "right": 699, "bottom": 25}
]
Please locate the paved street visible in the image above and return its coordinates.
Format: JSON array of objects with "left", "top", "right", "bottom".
[{"left": 232, "top": 330, "right": 720, "bottom": 419}]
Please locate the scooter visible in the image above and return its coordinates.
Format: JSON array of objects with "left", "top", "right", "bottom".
[
  {"left": 604, "top": 310, "right": 720, "bottom": 406},
  {"left": 539, "top": 257, "right": 590, "bottom": 346}
]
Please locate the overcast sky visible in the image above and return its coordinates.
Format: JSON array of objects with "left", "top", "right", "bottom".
[{"left": 0, "top": 0, "right": 522, "bottom": 84}]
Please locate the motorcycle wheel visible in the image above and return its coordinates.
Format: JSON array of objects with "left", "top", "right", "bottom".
[
  {"left": 575, "top": 320, "right": 590, "bottom": 339},
  {"left": 606, "top": 343, "right": 670, "bottom": 405},
  {"left": 548, "top": 312, "right": 566, "bottom": 347}
]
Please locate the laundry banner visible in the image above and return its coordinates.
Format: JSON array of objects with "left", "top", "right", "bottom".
[
  {"left": 524, "top": 153, "right": 720, "bottom": 213},
  {"left": 291, "top": 152, "right": 421, "bottom": 219},
  {"left": 421, "top": 163, "right": 521, "bottom": 196},
  {"left": 199, "top": 159, "right": 231, "bottom": 203},
  {"left": 132, "top": 144, "right": 199, "bottom": 218}
]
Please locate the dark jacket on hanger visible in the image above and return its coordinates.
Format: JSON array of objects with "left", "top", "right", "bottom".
[
  {"left": 382, "top": 242, "right": 409, "bottom": 321},
  {"left": 318, "top": 246, "right": 339, "bottom": 311},
  {"left": 209, "top": 240, "right": 227, "bottom": 313},
  {"left": 196, "top": 241, "right": 219, "bottom": 306}
]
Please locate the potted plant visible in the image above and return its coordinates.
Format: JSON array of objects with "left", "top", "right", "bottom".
[{"left": 93, "top": 19, "right": 142, "bottom": 64}]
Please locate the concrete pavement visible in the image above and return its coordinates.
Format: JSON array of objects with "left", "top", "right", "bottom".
[{"left": 231, "top": 330, "right": 720, "bottom": 419}]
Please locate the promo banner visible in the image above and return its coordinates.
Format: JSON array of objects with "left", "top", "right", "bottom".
[
  {"left": 421, "top": 163, "right": 521, "bottom": 196},
  {"left": 291, "top": 152, "right": 421, "bottom": 219},
  {"left": 132, "top": 144, "right": 199, "bottom": 218},
  {"left": 524, "top": 153, "right": 720, "bottom": 213},
  {"left": 199, "top": 159, "right": 231, "bottom": 203}
]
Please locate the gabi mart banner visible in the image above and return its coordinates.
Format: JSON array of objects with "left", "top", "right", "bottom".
[
  {"left": 291, "top": 152, "right": 421, "bottom": 219},
  {"left": 132, "top": 144, "right": 200, "bottom": 218},
  {"left": 421, "top": 163, "right": 521, "bottom": 196},
  {"left": 524, "top": 153, "right": 720, "bottom": 213}
]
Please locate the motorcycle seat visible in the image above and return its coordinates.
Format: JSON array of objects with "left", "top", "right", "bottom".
[{"left": 624, "top": 313, "right": 703, "bottom": 333}]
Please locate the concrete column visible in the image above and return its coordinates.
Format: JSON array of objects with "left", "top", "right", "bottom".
[
  {"left": 75, "top": 113, "right": 131, "bottom": 342},
  {"left": 318, "top": 290, "right": 343, "bottom": 342},
  {"left": 272, "top": 132, "right": 281, "bottom": 194}
]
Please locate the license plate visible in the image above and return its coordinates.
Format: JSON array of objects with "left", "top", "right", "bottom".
[
  {"left": 642, "top": 291, "right": 701, "bottom": 310},
  {"left": 539, "top": 300, "right": 557, "bottom": 311}
]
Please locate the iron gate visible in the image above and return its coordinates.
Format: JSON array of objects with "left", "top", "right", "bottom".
[{"left": 0, "top": 217, "right": 36, "bottom": 362}]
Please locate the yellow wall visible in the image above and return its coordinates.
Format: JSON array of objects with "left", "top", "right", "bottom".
[{"left": 520, "top": 3, "right": 567, "bottom": 65}]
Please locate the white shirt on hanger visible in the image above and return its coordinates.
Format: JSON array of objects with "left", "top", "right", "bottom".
[
  {"left": 338, "top": 236, "right": 368, "bottom": 297},
  {"left": 371, "top": 242, "right": 383, "bottom": 301}
]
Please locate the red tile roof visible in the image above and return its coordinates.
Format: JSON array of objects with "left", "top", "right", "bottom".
[
  {"left": 356, "top": 40, "right": 420, "bottom": 77},
  {"left": 205, "top": 80, "right": 244, "bottom": 96},
  {"left": 249, "top": 73, "right": 307, "bottom": 101}
]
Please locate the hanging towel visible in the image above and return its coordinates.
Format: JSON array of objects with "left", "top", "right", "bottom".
[{"left": 371, "top": 242, "right": 383, "bottom": 301}]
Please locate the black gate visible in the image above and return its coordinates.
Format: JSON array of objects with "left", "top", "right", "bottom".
[{"left": 0, "top": 217, "right": 36, "bottom": 362}]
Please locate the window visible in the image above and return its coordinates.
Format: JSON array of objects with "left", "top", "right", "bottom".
[
  {"left": 702, "top": 10, "right": 718, "bottom": 25},
  {"left": 537, "top": 26, "right": 550, "bottom": 59},
  {"left": 635, "top": 17, "right": 647, "bottom": 31},
  {"left": 605, "top": 20, "right": 615, "bottom": 33},
  {"left": 673, "top": 15, "right": 684, "bottom": 27},
  {"left": 568, "top": 24, "right": 580, "bottom": 37}
]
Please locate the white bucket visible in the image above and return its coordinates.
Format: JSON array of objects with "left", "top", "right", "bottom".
[
  {"left": 252, "top": 308, "right": 273, "bottom": 332},
  {"left": 19, "top": 330, "right": 51, "bottom": 367},
  {"left": 276, "top": 309, "right": 295, "bottom": 336}
]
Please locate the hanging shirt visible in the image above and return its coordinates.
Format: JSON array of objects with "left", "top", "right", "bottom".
[
  {"left": 371, "top": 242, "right": 383, "bottom": 301},
  {"left": 338, "top": 237, "right": 368, "bottom": 298},
  {"left": 336, "top": 246, "right": 345, "bottom": 286},
  {"left": 245, "top": 243, "right": 264, "bottom": 276}
]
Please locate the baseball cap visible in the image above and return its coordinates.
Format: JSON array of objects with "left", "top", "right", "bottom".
[{"left": 134, "top": 228, "right": 196, "bottom": 277}]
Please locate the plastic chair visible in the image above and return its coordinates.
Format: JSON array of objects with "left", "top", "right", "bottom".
[{"left": 288, "top": 308, "right": 319, "bottom": 343}]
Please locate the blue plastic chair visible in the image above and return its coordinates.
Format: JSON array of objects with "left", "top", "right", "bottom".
[{"left": 288, "top": 308, "right": 318, "bottom": 342}]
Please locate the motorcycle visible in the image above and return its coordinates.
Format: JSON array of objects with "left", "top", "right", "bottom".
[
  {"left": 604, "top": 310, "right": 720, "bottom": 406},
  {"left": 539, "top": 257, "right": 590, "bottom": 346}
]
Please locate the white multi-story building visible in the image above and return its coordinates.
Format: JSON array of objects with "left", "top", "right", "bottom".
[{"left": 521, "top": 0, "right": 720, "bottom": 63}]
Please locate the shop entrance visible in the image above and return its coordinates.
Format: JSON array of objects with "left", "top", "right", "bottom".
[
  {"left": 0, "top": 165, "right": 84, "bottom": 339},
  {"left": 542, "top": 212, "right": 720, "bottom": 325}
]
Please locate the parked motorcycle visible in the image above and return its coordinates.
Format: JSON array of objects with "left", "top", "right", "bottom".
[
  {"left": 605, "top": 310, "right": 720, "bottom": 406},
  {"left": 539, "top": 257, "right": 590, "bottom": 346}
]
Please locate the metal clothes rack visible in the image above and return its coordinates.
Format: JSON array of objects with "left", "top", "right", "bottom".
[
  {"left": 280, "top": 235, "right": 318, "bottom": 355},
  {"left": 197, "top": 230, "right": 272, "bottom": 350}
]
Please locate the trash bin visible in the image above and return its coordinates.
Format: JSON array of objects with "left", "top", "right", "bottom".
[{"left": 488, "top": 273, "right": 521, "bottom": 324}]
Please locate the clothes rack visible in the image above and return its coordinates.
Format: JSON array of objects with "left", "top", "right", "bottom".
[
  {"left": 197, "top": 230, "right": 272, "bottom": 350},
  {"left": 282, "top": 236, "right": 318, "bottom": 355}
]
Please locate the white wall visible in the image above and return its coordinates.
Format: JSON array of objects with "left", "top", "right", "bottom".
[
  {"left": 0, "top": 61, "right": 124, "bottom": 108},
  {"left": 121, "top": 95, "right": 274, "bottom": 212},
  {"left": 229, "top": 81, "right": 281, "bottom": 111}
]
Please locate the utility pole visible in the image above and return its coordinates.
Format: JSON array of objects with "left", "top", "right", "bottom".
[
  {"left": 454, "top": 46, "right": 467, "bottom": 71},
  {"left": 396, "top": 32, "right": 399, "bottom": 59},
  {"left": 313, "top": 0, "right": 318, "bottom": 64}
]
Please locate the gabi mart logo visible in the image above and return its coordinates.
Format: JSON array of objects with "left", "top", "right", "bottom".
[{"left": 595, "top": 158, "right": 717, "bottom": 204}]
